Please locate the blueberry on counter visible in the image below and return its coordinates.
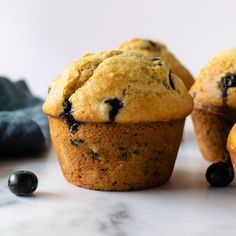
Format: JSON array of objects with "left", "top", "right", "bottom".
[
  {"left": 206, "top": 162, "right": 234, "bottom": 187},
  {"left": 8, "top": 171, "right": 38, "bottom": 196}
]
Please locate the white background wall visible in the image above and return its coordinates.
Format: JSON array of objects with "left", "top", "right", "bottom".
[{"left": 0, "top": 0, "right": 236, "bottom": 98}]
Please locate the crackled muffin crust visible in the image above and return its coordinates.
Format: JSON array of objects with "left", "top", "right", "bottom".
[
  {"left": 117, "top": 38, "right": 194, "bottom": 90},
  {"left": 43, "top": 50, "right": 193, "bottom": 123}
]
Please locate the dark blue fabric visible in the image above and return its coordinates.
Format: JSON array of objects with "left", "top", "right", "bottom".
[{"left": 0, "top": 77, "right": 50, "bottom": 154}]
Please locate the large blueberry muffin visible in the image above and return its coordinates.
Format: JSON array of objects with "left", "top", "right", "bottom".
[
  {"left": 117, "top": 38, "right": 194, "bottom": 90},
  {"left": 190, "top": 49, "right": 236, "bottom": 164},
  {"left": 43, "top": 50, "right": 193, "bottom": 191}
]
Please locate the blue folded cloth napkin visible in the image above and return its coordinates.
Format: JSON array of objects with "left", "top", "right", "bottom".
[{"left": 0, "top": 76, "right": 50, "bottom": 154}]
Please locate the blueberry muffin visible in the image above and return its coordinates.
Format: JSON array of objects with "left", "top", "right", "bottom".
[
  {"left": 43, "top": 50, "right": 193, "bottom": 191},
  {"left": 117, "top": 38, "right": 194, "bottom": 90},
  {"left": 190, "top": 49, "right": 236, "bottom": 164}
]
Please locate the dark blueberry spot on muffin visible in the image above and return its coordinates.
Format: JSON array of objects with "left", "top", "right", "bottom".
[
  {"left": 132, "top": 149, "right": 140, "bottom": 155},
  {"left": 152, "top": 171, "right": 160, "bottom": 176},
  {"left": 147, "top": 80, "right": 152, "bottom": 85},
  {"left": 169, "top": 71, "right": 175, "bottom": 90},
  {"left": 132, "top": 144, "right": 140, "bottom": 155},
  {"left": 162, "top": 80, "right": 169, "bottom": 90},
  {"left": 60, "top": 100, "right": 83, "bottom": 133},
  {"left": 157, "top": 149, "right": 165, "bottom": 156},
  {"left": 151, "top": 57, "right": 161, "bottom": 61},
  {"left": 90, "top": 150, "right": 99, "bottom": 161},
  {"left": 112, "top": 181, "right": 117, "bottom": 185},
  {"left": 62, "top": 100, "right": 71, "bottom": 112},
  {"left": 104, "top": 98, "right": 123, "bottom": 122},
  {"left": 219, "top": 73, "right": 236, "bottom": 105},
  {"left": 100, "top": 168, "right": 108, "bottom": 172},
  {"left": 145, "top": 40, "right": 160, "bottom": 51},
  {"left": 48, "top": 86, "right": 51, "bottom": 94},
  {"left": 70, "top": 138, "right": 85, "bottom": 147},
  {"left": 70, "top": 139, "right": 77, "bottom": 147},
  {"left": 122, "top": 89, "right": 126, "bottom": 96},
  {"left": 118, "top": 145, "right": 128, "bottom": 160},
  {"left": 147, "top": 40, "right": 156, "bottom": 47}
]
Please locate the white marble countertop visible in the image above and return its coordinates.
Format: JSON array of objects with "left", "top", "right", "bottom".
[{"left": 1, "top": 119, "right": 236, "bottom": 236}]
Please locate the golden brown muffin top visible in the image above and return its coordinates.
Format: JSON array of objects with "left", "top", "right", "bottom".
[
  {"left": 117, "top": 38, "right": 194, "bottom": 90},
  {"left": 190, "top": 48, "right": 236, "bottom": 111},
  {"left": 43, "top": 50, "right": 193, "bottom": 123}
]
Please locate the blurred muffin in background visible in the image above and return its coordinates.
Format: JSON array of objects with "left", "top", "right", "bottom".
[{"left": 117, "top": 38, "right": 194, "bottom": 90}]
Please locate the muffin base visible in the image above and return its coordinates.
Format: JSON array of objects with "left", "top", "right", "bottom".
[
  {"left": 49, "top": 118, "right": 184, "bottom": 191},
  {"left": 191, "top": 108, "right": 235, "bottom": 163}
]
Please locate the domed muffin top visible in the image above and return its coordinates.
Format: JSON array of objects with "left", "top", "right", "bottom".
[
  {"left": 190, "top": 48, "right": 236, "bottom": 111},
  {"left": 117, "top": 38, "right": 194, "bottom": 89},
  {"left": 43, "top": 50, "right": 193, "bottom": 123}
]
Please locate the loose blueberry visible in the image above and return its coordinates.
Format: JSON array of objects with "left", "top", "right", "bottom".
[
  {"left": 8, "top": 171, "right": 38, "bottom": 196},
  {"left": 206, "top": 162, "right": 234, "bottom": 187}
]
